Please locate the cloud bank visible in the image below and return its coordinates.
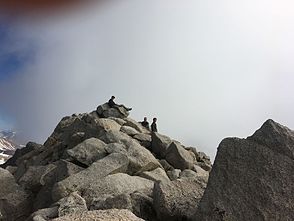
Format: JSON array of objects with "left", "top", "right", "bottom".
[{"left": 1, "top": 0, "right": 294, "bottom": 159}]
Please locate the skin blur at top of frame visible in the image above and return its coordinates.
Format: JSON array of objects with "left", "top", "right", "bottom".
[{"left": 0, "top": 0, "right": 97, "bottom": 15}]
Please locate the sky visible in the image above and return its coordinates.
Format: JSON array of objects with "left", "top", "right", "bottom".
[{"left": 0, "top": 0, "right": 294, "bottom": 160}]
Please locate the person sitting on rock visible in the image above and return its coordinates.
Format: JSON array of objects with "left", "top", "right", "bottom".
[
  {"left": 140, "top": 117, "right": 150, "bottom": 130},
  {"left": 151, "top": 117, "right": 158, "bottom": 132},
  {"left": 108, "top": 96, "right": 132, "bottom": 111}
]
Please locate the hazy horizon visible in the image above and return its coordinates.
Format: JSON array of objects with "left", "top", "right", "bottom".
[{"left": 1, "top": 1, "right": 294, "bottom": 160}]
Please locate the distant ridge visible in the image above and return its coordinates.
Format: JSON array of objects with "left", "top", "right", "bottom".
[{"left": 0, "top": 130, "right": 21, "bottom": 164}]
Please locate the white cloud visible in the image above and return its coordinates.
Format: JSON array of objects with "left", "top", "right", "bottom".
[{"left": 1, "top": 0, "right": 294, "bottom": 159}]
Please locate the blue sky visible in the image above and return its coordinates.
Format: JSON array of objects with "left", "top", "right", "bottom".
[
  {"left": 0, "top": 53, "right": 24, "bottom": 81},
  {"left": 0, "top": 23, "right": 20, "bottom": 78},
  {"left": 0, "top": 111, "right": 13, "bottom": 130},
  {"left": 0, "top": 22, "right": 35, "bottom": 79},
  {"left": 0, "top": 20, "right": 35, "bottom": 129},
  {"left": 0, "top": 23, "right": 15, "bottom": 128}
]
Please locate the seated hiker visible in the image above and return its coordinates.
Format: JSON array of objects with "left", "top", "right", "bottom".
[
  {"left": 108, "top": 96, "right": 132, "bottom": 111},
  {"left": 140, "top": 117, "right": 150, "bottom": 130},
  {"left": 151, "top": 117, "right": 158, "bottom": 132}
]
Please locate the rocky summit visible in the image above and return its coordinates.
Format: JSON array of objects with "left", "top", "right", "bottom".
[
  {"left": 1, "top": 102, "right": 293, "bottom": 221},
  {"left": 0, "top": 103, "right": 211, "bottom": 221}
]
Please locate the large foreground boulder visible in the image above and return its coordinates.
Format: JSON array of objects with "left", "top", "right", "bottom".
[
  {"left": 52, "top": 153, "right": 129, "bottom": 201},
  {"left": 194, "top": 119, "right": 294, "bottom": 221},
  {"left": 26, "top": 206, "right": 58, "bottom": 221},
  {"left": 88, "top": 178, "right": 156, "bottom": 221},
  {"left": 52, "top": 209, "right": 144, "bottom": 221},
  {"left": 0, "top": 168, "right": 32, "bottom": 221},
  {"left": 0, "top": 190, "right": 32, "bottom": 221},
  {"left": 84, "top": 173, "right": 154, "bottom": 207},
  {"left": 89, "top": 192, "right": 156, "bottom": 220},
  {"left": 153, "top": 177, "right": 207, "bottom": 221}
]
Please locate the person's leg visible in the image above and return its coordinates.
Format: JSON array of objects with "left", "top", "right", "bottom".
[
  {"left": 119, "top": 104, "right": 132, "bottom": 111},
  {"left": 112, "top": 104, "right": 131, "bottom": 114}
]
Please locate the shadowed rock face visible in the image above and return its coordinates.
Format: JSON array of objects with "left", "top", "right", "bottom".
[
  {"left": 194, "top": 119, "right": 294, "bottom": 221},
  {"left": 0, "top": 168, "right": 32, "bottom": 221}
]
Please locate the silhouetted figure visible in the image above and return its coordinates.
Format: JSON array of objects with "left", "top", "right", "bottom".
[
  {"left": 108, "top": 96, "right": 132, "bottom": 111},
  {"left": 140, "top": 117, "right": 150, "bottom": 130},
  {"left": 151, "top": 118, "right": 158, "bottom": 132}
]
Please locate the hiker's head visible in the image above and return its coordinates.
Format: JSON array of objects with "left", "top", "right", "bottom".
[
  {"left": 111, "top": 96, "right": 115, "bottom": 100},
  {"left": 153, "top": 118, "right": 157, "bottom": 122},
  {"left": 144, "top": 117, "right": 147, "bottom": 122}
]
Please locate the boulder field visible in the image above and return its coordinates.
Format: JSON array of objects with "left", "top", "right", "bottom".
[
  {"left": 1, "top": 103, "right": 292, "bottom": 221},
  {"left": 1, "top": 103, "right": 210, "bottom": 221}
]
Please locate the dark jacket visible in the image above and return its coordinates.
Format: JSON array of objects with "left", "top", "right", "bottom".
[
  {"left": 108, "top": 99, "right": 116, "bottom": 108},
  {"left": 151, "top": 122, "right": 157, "bottom": 132},
  {"left": 141, "top": 121, "right": 150, "bottom": 130}
]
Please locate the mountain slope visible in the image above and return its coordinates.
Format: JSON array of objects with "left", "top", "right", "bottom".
[{"left": 0, "top": 130, "right": 19, "bottom": 164}]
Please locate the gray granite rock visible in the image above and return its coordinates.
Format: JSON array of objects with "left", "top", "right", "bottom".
[
  {"left": 52, "top": 209, "right": 144, "bottom": 221},
  {"left": 194, "top": 119, "right": 294, "bottom": 221},
  {"left": 151, "top": 133, "right": 172, "bottom": 159},
  {"left": 153, "top": 177, "right": 207, "bottom": 221},
  {"left": 0, "top": 168, "right": 32, "bottom": 221},
  {"left": 165, "top": 142, "right": 196, "bottom": 170},
  {"left": 58, "top": 192, "right": 87, "bottom": 217},
  {"left": 67, "top": 138, "right": 107, "bottom": 166},
  {"left": 139, "top": 168, "right": 170, "bottom": 183},
  {"left": 52, "top": 153, "right": 129, "bottom": 201}
]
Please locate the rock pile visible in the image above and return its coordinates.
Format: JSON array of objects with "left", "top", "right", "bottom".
[
  {"left": 3, "top": 102, "right": 290, "bottom": 221},
  {"left": 1, "top": 103, "right": 210, "bottom": 221}
]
